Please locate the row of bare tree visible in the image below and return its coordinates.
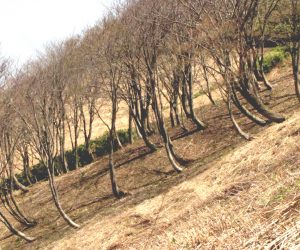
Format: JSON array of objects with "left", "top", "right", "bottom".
[{"left": 0, "top": 0, "right": 299, "bottom": 242}]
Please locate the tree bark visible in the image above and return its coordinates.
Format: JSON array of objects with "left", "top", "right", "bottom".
[
  {"left": 291, "top": 41, "right": 300, "bottom": 102},
  {"left": 228, "top": 92, "right": 253, "bottom": 140},
  {"left": 0, "top": 211, "right": 35, "bottom": 242},
  {"left": 128, "top": 109, "right": 133, "bottom": 144},
  {"left": 238, "top": 83, "right": 285, "bottom": 123},
  {"left": 108, "top": 87, "right": 123, "bottom": 199},
  {"left": 46, "top": 159, "right": 80, "bottom": 228},
  {"left": 231, "top": 85, "right": 267, "bottom": 126},
  {"left": 185, "top": 63, "right": 206, "bottom": 129},
  {"left": 150, "top": 74, "right": 183, "bottom": 172},
  {"left": 22, "top": 145, "right": 34, "bottom": 185},
  {"left": 130, "top": 108, "right": 156, "bottom": 151},
  {"left": 0, "top": 186, "right": 36, "bottom": 227}
]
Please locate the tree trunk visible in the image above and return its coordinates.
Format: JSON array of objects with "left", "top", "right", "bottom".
[
  {"left": 0, "top": 186, "right": 36, "bottom": 227},
  {"left": 22, "top": 146, "right": 34, "bottom": 185},
  {"left": 185, "top": 63, "right": 206, "bottom": 129},
  {"left": 231, "top": 85, "right": 267, "bottom": 126},
  {"left": 13, "top": 175, "right": 29, "bottom": 193},
  {"left": 202, "top": 65, "right": 217, "bottom": 105},
  {"left": 150, "top": 74, "right": 183, "bottom": 172},
  {"left": 181, "top": 78, "right": 191, "bottom": 119},
  {"left": 238, "top": 83, "right": 285, "bottom": 123},
  {"left": 228, "top": 91, "right": 253, "bottom": 140},
  {"left": 108, "top": 129, "right": 122, "bottom": 198},
  {"left": 291, "top": 41, "right": 300, "bottom": 102},
  {"left": 109, "top": 90, "right": 123, "bottom": 199},
  {"left": 0, "top": 211, "right": 35, "bottom": 242},
  {"left": 130, "top": 108, "right": 156, "bottom": 151},
  {"left": 251, "top": 42, "right": 264, "bottom": 82},
  {"left": 46, "top": 160, "right": 80, "bottom": 228},
  {"left": 128, "top": 109, "right": 133, "bottom": 144},
  {"left": 134, "top": 120, "right": 142, "bottom": 139},
  {"left": 59, "top": 126, "right": 69, "bottom": 173},
  {"left": 259, "top": 44, "right": 273, "bottom": 90},
  {"left": 80, "top": 101, "right": 94, "bottom": 161},
  {"left": 170, "top": 101, "right": 175, "bottom": 128}
]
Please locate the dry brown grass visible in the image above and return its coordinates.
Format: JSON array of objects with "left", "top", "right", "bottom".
[
  {"left": 39, "top": 112, "right": 299, "bottom": 250},
  {"left": 0, "top": 63, "right": 299, "bottom": 250}
]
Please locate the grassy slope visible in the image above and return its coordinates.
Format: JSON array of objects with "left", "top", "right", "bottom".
[
  {"left": 49, "top": 110, "right": 300, "bottom": 250},
  {"left": 0, "top": 62, "right": 299, "bottom": 249}
]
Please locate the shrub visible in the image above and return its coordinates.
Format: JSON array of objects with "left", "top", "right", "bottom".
[
  {"left": 30, "top": 162, "right": 48, "bottom": 182},
  {"left": 78, "top": 145, "right": 94, "bottom": 166},
  {"left": 65, "top": 150, "right": 78, "bottom": 170},
  {"left": 262, "top": 46, "right": 289, "bottom": 73},
  {"left": 14, "top": 129, "right": 136, "bottom": 187}
]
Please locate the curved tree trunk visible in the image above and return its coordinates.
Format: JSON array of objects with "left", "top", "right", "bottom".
[
  {"left": 186, "top": 64, "right": 206, "bottom": 129},
  {"left": 13, "top": 176, "right": 29, "bottom": 193},
  {"left": 0, "top": 211, "right": 35, "bottom": 242},
  {"left": 1, "top": 184, "right": 36, "bottom": 227},
  {"left": 156, "top": 113, "right": 183, "bottom": 172},
  {"left": 46, "top": 161, "right": 80, "bottom": 228},
  {"left": 150, "top": 75, "right": 183, "bottom": 172},
  {"left": 260, "top": 70, "right": 273, "bottom": 90},
  {"left": 253, "top": 55, "right": 264, "bottom": 82},
  {"left": 238, "top": 84, "right": 285, "bottom": 123},
  {"left": 130, "top": 108, "right": 156, "bottom": 151},
  {"left": 228, "top": 92, "right": 253, "bottom": 141},
  {"left": 259, "top": 45, "right": 273, "bottom": 90},
  {"left": 231, "top": 85, "right": 267, "bottom": 126},
  {"left": 164, "top": 139, "right": 183, "bottom": 172}
]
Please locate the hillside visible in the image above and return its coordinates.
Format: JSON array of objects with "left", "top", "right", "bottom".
[
  {"left": 48, "top": 109, "right": 300, "bottom": 250},
  {"left": 0, "top": 61, "right": 299, "bottom": 249}
]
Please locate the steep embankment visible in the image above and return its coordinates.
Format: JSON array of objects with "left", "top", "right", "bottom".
[{"left": 44, "top": 111, "right": 300, "bottom": 249}]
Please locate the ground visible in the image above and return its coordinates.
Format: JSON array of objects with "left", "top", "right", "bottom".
[{"left": 0, "top": 61, "right": 299, "bottom": 249}]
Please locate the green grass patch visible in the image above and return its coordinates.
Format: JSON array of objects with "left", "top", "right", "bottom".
[{"left": 262, "top": 46, "right": 289, "bottom": 73}]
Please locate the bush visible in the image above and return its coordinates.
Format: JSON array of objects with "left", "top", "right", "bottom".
[
  {"left": 65, "top": 150, "right": 78, "bottom": 170},
  {"left": 262, "top": 46, "right": 288, "bottom": 73},
  {"left": 91, "top": 131, "right": 110, "bottom": 157},
  {"left": 78, "top": 145, "right": 94, "bottom": 166},
  {"left": 14, "top": 129, "right": 136, "bottom": 187},
  {"left": 30, "top": 162, "right": 48, "bottom": 182},
  {"left": 92, "top": 129, "right": 137, "bottom": 157}
]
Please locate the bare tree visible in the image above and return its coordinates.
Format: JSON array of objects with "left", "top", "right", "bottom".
[{"left": 14, "top": 60, "right": 80, "bottom": 228}]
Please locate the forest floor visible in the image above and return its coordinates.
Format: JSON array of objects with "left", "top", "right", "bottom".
[{"left": 0, "top": 61, "right": 299, "bottom": 249}]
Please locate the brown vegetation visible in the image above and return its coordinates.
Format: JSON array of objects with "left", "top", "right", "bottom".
[{"left": 0, "top": 0, "right": 299, "bottom": 248}]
